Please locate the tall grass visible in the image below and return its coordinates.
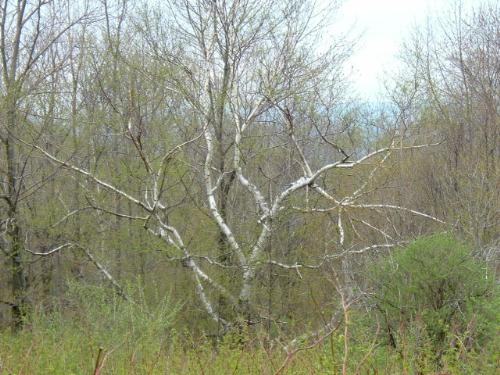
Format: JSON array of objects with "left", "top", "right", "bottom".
[{"left": 1, "top": 304, "right": 497, "bottom": 374}]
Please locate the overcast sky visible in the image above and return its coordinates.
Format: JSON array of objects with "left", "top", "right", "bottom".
[{"left": 329, "top": 0, "right": 486, "bottom": 99}]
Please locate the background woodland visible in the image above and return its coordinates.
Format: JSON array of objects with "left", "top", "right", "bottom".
[{"left": 0, "top": 1, "right": 498, "bottom": 373}]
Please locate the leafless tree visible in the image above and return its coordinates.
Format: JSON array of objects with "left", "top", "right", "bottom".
[
  {"left": 0, "top": 0, "right": 92, "bottom": 330},
  {"left": 29, "top": 0, "right": 445, "bottom": 336}
]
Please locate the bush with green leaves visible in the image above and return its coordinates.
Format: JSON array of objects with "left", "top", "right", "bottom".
[
  {"left": 368, "top": 233, "right": 498, "bottom": 362},
  {"left": 64, "top": 281, "right": 180, "bottom": 346}
]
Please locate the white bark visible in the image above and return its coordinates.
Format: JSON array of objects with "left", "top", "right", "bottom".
[
  {"left": 29, "top": 139, "right": 230, "bottom": 325},
  {"left": 24, "top": 243, "right": 72, "bottom": 256},
  {"left": 203, "top": 123, "right": 248, "bottom": 267}
]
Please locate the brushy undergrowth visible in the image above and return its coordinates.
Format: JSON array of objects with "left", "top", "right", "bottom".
[
  {"left": 1, "top": 309, "right": 497, "bottom": 374},
  {"left": 1, "top": 236, "right": 498, "bottom": 374}
]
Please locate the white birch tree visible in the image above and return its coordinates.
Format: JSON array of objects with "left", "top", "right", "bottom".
[{"left": 28, "top": 0, "right": 446, "bottom": 335}]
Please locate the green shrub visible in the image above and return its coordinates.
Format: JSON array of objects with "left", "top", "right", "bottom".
[{"left": 368, "top": 233, "right": 497, "bottom": 366}]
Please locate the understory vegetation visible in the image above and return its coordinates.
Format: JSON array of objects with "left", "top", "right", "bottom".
[
  {"left": 0, "top": 0, "right": 498, "bottom": 373},
  {"left": 1, "top": 235, "right": 498, "bottom": 374}
]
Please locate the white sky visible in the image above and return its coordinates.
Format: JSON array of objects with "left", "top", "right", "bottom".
[{"left": 328, "top": 0, "right": 486, "bottom": 99}]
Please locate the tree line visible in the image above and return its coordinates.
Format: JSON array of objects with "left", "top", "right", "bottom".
[{"left": 0, "top": 1, "right": 497, "bottom": 370}]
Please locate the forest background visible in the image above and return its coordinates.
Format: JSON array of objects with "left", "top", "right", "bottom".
[{"left": 0, "top": 0, "right": 498, "bottom": 373}]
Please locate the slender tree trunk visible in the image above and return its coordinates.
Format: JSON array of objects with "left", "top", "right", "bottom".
[
  {"left": 70, "top": 74, "right": 83, "bottom": 281},
  {"left": 6, "top": 98, "right": 27, "bottom": 331}
]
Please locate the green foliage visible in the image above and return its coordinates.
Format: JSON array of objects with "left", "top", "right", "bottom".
[
  {"left": 1, "top": 315, "right": 497, "bottom": 374},
  {"left": 64, "top": 281, "right": 179, "bottom": 345},
  {"left": 368, "top": 233, "right": 498, "bottom": 362}
]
